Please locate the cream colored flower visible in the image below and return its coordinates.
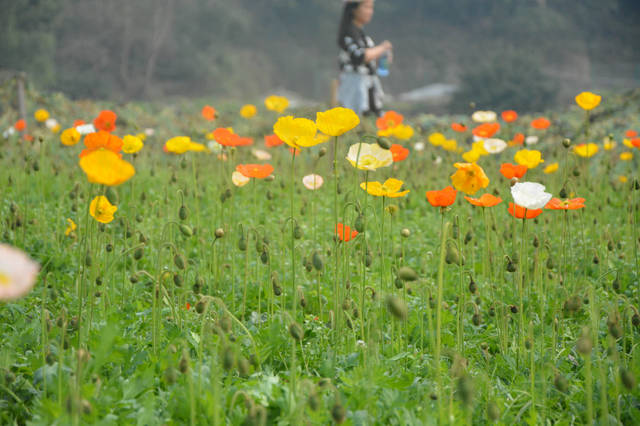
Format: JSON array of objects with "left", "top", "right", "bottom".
[
  {"left": 302, "top": 174, "right": 324, "bottom": 190},
  {"left": 525, "top": 135, "right": 539, "bottom": 146},
  {"left": 0, "top": 244, "right": 40, "bottom": 301},
  {"left": 232, "top": 171, "right": 250, "bottom": 187},
  {"left": 346, "top": 143, "right": 393, "bottom": 171},
  {"left": 471, "top": 110, "right": 497, "bottom": 123},
  {"left": 252, "top": 149, "right": 272, "bottom": 161}
]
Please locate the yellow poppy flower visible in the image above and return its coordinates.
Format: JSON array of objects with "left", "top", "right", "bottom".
[
  {"left": 619, "top": 176, "right": 628, "bottom": 183},
  {"left": 360, "top": 178, "right": 409, "bottom": 198},
  {"left": 34, "top": 109, "right": 49, "bottom": 122},
  {"left": 391, "top": 124, "right": 414, "bottom": 140},
  {"left": 273, "top": 116, "right": 320, "bottom": 149},
  {"left": 377, "top": 127, "right": 394, "bottom": 137},
  {"left": 623, "top": 138, "right": 634, "bottom": 148},
  {"left": 316, "top": 107, "right": 360, "bottom": 136},
  {"left": 240, "top": 104, "right": 257, "bottom": 118},
  {"left": 514, "top": 149, "right": 544, "bottom": 169},
  {"left": 573, "top": 143, "right": 598, "bottom": 158},
  {"left": 450, "top": 162, "right": 489, "bottom": 195},
  {"left": 79, "top": 150, "right": 135, "bottom": 186},
  {"left": 620, "top": 152, "right": 633, "bottom": 161},
  {"left": 346, "top": 143, "right": 393, "bottom": 171},
  {"left": 575, "top": 91, "right": 601, "bottom": 111},
  {"left": 65, "top": 218, "right": 77, "bottom": 236},
  {"left": 165, "top": 136, "right": 207, "bottom": 154},
  {"left": 90, "top": 196, "right": 117, "bottom": 224},
  {"left": 441, "top": 139, "right": 458, "bottom": 152},
  {"left": 462, "top": 148, "right": 483, "bottom": 163},
  {"left": 264, "top": 95, "right": 289, "bottom": 113},
  {"left": 428, "top": 132, "right": 446, "bottom": 146},
  {"left": 60, "top": 128, "right": 81, "bottom": 146},
  {"left": 603, "top": 138, "right": 616, "bottom": 150},
  {"left": 543, "top": 163, "right": 559, "bottom": 174},
  {"left": 122, "top": 135, "right": 144, "bottom": 154}
]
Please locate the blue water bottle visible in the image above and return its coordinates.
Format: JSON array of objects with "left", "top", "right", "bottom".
[{"left": 377, "top": 54, "right": 389, "bottom": 77}]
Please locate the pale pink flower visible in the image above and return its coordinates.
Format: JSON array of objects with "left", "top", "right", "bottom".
[{"left": 0, "top": 244, "right": 40, "bottom": 301}]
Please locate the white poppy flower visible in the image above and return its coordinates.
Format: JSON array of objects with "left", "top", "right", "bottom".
[
  {"left": 413, "top": 142, "right": 425, "bottom": 152},
  {"left": 3, "top": 127, "right": 16, "bottom": 139},
  {"left": 434, "top": 156, "right": 442, "bottom": 165},
  {"left": 302, "top": 174, "right": 324, "bottom": 190},
  {"left": 483, "top": 138, "right": 507, "bottom": 154},
  {"left": 76, "top": 124, "right": 96, "bottom": 135},
  {"left": 144, "top": 128, "right": 155, "bottom": 136},
  {"left": 0, "top": 244, "right": 40, "bottom": 301},
  {"left": 45, "top": 118, "right": 59, "bottom": 130},
  {"left": 525, "top": 135, "right": 539, "bottom": 146},
  {"left": 511, "top": 182, "right": 552, "bottom": 210},
  {"left": 471, "top": 110, "right": 497, "bottom": 123},
  {"left": 252, "top": 149, "right": 272, "bottom": 161},
  {"left": 231, "top": 171, "right": 250, "bottom": 187},
  {"left": 346, "top": 143, "right": 393, "bottom": 171}
]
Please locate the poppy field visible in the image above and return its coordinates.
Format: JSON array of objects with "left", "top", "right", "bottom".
[{"left": 1, "top": 88, "right": 640, "bottom": 425}]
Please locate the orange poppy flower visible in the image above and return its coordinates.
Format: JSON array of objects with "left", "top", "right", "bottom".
[
  {"left": 376, "top": 110, "right": 404, "bottom": 130},
  {"left": 390, "top": 144, "right": 409, "bottom": 162},
  {"left": 212, "top": 128, "right": 252, "bottom": 147},
  {"left": 264, "top": 134, "right": 284, "bottom": 147},
  {"left": 93, "top": 110, "right": 117, "bottom": 132},
  {"left": 472, "top": 122, "right": 500, "bottom": 139},
  {"left": 545, "top": 197, "right": 585, "bottom": 210},
  {"left": 631, "top": 138, "right": 640, "bottom": 148},
  {"left": 23, "top": 134, "right": 33, "bottom": 142},
  {"left": 201, "top": 105, "right": 217, "bottom": 121},
  {"left": 426, "top": 186, "right": 457, "bottom": 207},
  {"left": 530, "top": 117, "right": 550, "bottom": 130},
  {"left": 510, "top": 133, "right": 525, "bottom": 146},
  {"left": 451, "top": 122, "right": 467, "bottom": 133},
  {"left": 335, "top": 223, "right": 358, "bottom": 242},
  {"left": 499, "top": 163, "right": 527, "bottom": 179},
  {"left": 501, "top": 110, "right": 518, "bottom": 123},
  {"left": 464, "top": 193, "right": 502, "bottom": 207},
  {"left": 79, "top": 131, "right": 123, "bottom": 158},
  {"left": 235, "top": 164, "right": 274, "bottom": 179},
  {"left": 625, "top": 130, "right": 637, "bottom": 138},
  {"left": 14, "top": 119, "right": 26, "bottom": 131},
  {"left": 508, "top": 203, "right": 542, "bottom": 219},
  {"left": 73, "top": 119, "right": 85, "bottom": 127}
]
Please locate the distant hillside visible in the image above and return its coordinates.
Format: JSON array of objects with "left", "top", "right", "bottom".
[{"left": 1, "top": 0, "right": 639, "bottom": 112}]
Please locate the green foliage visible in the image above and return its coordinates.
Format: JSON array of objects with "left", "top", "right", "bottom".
[{"left": 450, "top": 49, "right": 558, "bottom": 113}]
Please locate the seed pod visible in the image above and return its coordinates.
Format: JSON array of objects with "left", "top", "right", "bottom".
[
  {"left": 84, "top": 252, "right": 92, "bottom": 267},
  {"left": 312, "top": 251, "right": 324, "bottom": 271},
  {"left": 238, "top": 236, "right": 247, "bottom": 251},
  {"left": 464, "top": 230, "right": 473, "bottom": 245},
  {"left": 260, "top": 250, "right": 269, "bottom": 265},
  {"left": 173, "top": 253, "right": 186, "bottom": 270},
  {"left": 164, "top": 366, "right": 177, "bottom": 384},
  {"left": 554, "top": 374, "right": 568, "bottom": 393},
  {"left": 621, "top": 368, "right": 636, "bottom": 390},
  {"left": 487, "top": 400, "right": 500, "bottom": 421},
  {"left": 222, "top": 347, "right": 235, "bottom": 371},
  {"left": 377, "top": 137, "right": 391, "bottom": 150},
  {"left": 179, "top": 350, "right": 190, "bottom": 373},
  {"left": 354, "top": 215, "right": 365, "bottom": 233},
  {"left": 134, "top": 247, "right": 144, "bottom": 260},
  {"left": 234, "top": 356, "right": 249, "bottom": 377},
  {"left": 397, "top": 266, "right": 418, "bottom": 281},
  {"left": 105, "top": 187, "right": 119, "bottom": 205},
  {"left": 401, "top": 228, "right": 410, "bottom": 238},
  {"left": 173, "top": 273, "right": 183, "bottom": 287},
  {"left": 106, "top": 243, "right": 113, "bottom": 252},
  {"left": 178, "top": 224, "right": 193, "bottom": 237},
  {"left": 445, "top": 243, "right": 461, "bottom": 265},
  {"left": 472, "top": 313, "right": 482, "bottom": 326},
  {"left": 386, "top": 295, "right": 408, "bottom": 320},
  {"left": 293, "top": 225, "right": 303, "bottom": 239},
  {"left": 331, "top": 403, "right": 346, "bottom": 424},
  {"left": 289, "top": 322, "right": 304, "bottom": 341},
  {"left": 468, "top": 277, "right": 477, "bottom": 294},
  {"left": 576, "top": 334, "right": 593, "bottom": 356},
  {"left": 195, "top": 298, "right": 206, "bottom": 314}
]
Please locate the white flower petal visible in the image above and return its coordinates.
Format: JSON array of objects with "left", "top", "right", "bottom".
[{"left": 511, "top": 182, "right": 552, "bottom": 210}]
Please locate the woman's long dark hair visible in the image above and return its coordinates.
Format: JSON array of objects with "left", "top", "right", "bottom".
[{"left": 337, "top": 2, "right": 360, "bottom": 48}]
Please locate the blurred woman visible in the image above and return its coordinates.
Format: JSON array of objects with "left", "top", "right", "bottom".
[{"left": 337, "top": 0, "right": 392, "bottom": 117}]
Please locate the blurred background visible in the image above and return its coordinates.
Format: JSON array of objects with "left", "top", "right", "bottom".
[{"left": 1, "top": 0, "right": 639, "bottom": 113}]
